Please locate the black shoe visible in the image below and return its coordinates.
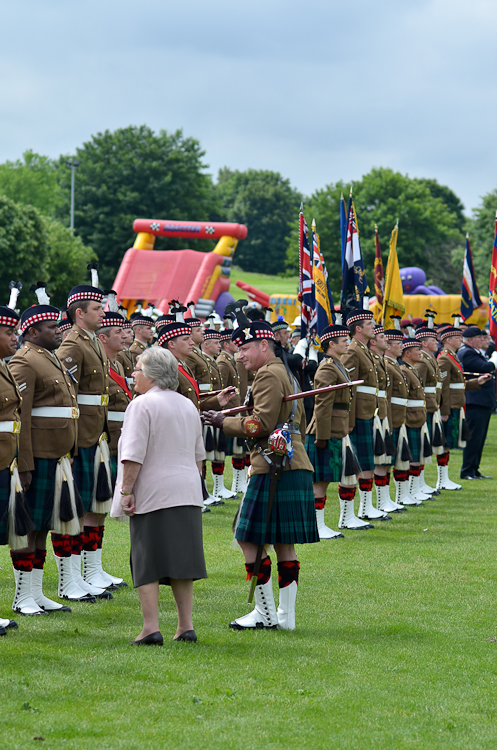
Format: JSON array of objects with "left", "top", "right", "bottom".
[
  {"left": 174, "top": 630, "right": 197, "bottom": 643},
  {"left": 5, "top": 619, "right": 18, "bottom": 629},
  {"left": 460, "top": 473, "right": 478, "bottom": 480},
  {"left": 0, "top": 626, "right": 6, "bottom": 636},
  {"left": 475, "top": 471, "right": 492, "bottom": 479},
  {"left": 130, "top": 631, "right": 163, "bottom": 646}
]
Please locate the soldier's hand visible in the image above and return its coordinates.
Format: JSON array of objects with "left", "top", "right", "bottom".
[
  {"left": 217, "top": 386, "right": 237, "bottom": 407},
  {"left": 314, "top": 439, "right": 327, "bottom": 450},
  {"left": 441, "top": 415, "right": 449, "bottom": 422},
  {"left": 478, "top": 373, "right": 492, "bottom": 384},
  {"left": 202, "top": 410, "right": 226, "bottom": 429},
  {"left": 19, "top": 471, "right": 32, "bottom": 491}
]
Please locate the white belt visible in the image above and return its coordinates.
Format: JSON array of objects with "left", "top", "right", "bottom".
[
  {"left": 125, "top": 377, "right": 134, "bottom": 388},
  {"left": 391, "top": 397, "right": 407, "bottom": 406},
  {"left": 199, "top": 384, "right": 211, "bottom": 393},
  {"left": 424, "top": 387, "right": 436, "bottom": 394},
  {"left": 377, "top": 390, "right": 386, "bottom": 399},
  {"left": 31, "top": 406, "right": 79, "bottom": 419},
  {"left": 356, "top": 385, "right": 377, "bottom": 395},
  {"left": 107, "top": 411, "right": 125, "bottom": 422},
  {"left": 0, "top": 420, "right": 20, "bottom": 433},
  {"left": 77, "top": 394, "right": 109, "bottom": 406},
  {"left": 449, "top": 383, "right": 465, "bottom": 390},
  {"left": 407, "top": 399, "right": 424, "bottom": 407},
  {"left": 436, "top": 382, "right": 442, "bottom": 389}
]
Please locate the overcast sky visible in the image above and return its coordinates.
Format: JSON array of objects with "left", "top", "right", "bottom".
[{"left": 1, "top": 0, "right": 496, "bottom": 214}]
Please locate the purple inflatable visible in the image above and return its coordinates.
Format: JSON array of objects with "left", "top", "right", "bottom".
[{"left": 399, "top": 267, "right": 445, "bottom": 295}]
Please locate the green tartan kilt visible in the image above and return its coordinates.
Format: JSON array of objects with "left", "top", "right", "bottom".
[
  {"left": 0, "top": 466, "right": 11, "bottom": 545},
  {"left": 391, "top": 426, "right": 401, "bottom": 466},
  {"left": 72, "top": 445, "right": 97, "bottom": 513},
  {"left": 406, "top": 426, "right": 421, "bottom": 462},
  {"left": 444, "top": 408, "right": 460, "bottom": 450},
  {"left": 235, "top": 469, "right": 319, "bottom": 546},
  {"left": 24, "top": 457, "right": 58, "bottom": 531},
  {"left": 350, "top": 418, "right": 375, "bottom": 472},
  {"left": 305, "top": 434, "right": 342, "bottom": 483},
  {"left": 226, "top": 437, "right": 246, "bottom": 456}
]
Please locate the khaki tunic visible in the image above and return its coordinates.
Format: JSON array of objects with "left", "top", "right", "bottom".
[
  {"left": 107, "top": 360, "right": 131, "bottom": 457},
  {"left": 341, "top": 338, "right": 378, "bottom": 428},
  {"left": 57, "top": 325, "right": 109, "bottom": 448},
  {"left": 306, "top": 356, "right": 351, "bottom": 440},
  {"left": 203, "top": 353, "right": 223, "bottom": 392},
  {"left": 371, "top": 352, "right": 389, "bottom": 420},
  {"left": 400, "top": 362, "right": 427, "bottom": 429},
  {"left": 9, "top": 343, "right": 78, "bottom": 472},
  {"left": 224, "top": 357, "right": 313, "bottom": 475},
  {"left": 0, "top": 360, "right": 22, "bottom": 472},
  {"left": 185, "top": 347, "right": 211, "bottom": 389},
  {"left": 217, "top": 351, "right": 241, "bottom": 408},
  {"left": 416, "top": 351, "right": 442, "bottom": 413},
  {"left": 116, "top": 348, "right": 134, "bottom": 385},
  {"left": 129, "top": 339, "right": 147, "bottom": 368},
  {"left": 438, "top": 348, "right": 479, "bottom": 415},
  {"left": 237, "top": 357, "right": 256, "bottom": 403},
  {"left": 385, "top": 356, "right": 408, "bottom": 429},
  {"left": 176, "top": 361, "right": 220, "bottom": 412}
]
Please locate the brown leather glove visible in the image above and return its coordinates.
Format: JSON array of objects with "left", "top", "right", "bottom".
[
  {"left": 201, "top": 410, "right": 226, "bottom": 429},
  {"left": 314, "top": 439, "right": 327, "bottom": 450}
]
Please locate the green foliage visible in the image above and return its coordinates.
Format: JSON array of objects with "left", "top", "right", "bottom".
[
  {"left": 469, "top": 188, "right": 497, "bottom": 293},
  {"left": 42, "top": 217, "right": 97, "bottom": 308},
  {"left": 55, "top": 125, "right": 218, "bottom": 289},
  {"left": 0, "top": 150, "right": 61, "bottom": 215},
  {"left": 217, "top": 168, "right": 302, "bottom": 275},
  {"left": 286, "top": 168, "right": 465, "bottom": 296}
]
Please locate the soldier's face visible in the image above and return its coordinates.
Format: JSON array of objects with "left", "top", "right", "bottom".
[
  {"left": 32, "top": 320, "right": 61, "bottom": 351},
  {"left": 190, "top": 327, "right": 204, "bottom": 345},
  {"left": 373, "top": 332, "right": 388, "bottom": 352},
  {"left": 223, "top": 340, "right": 238, "bottom": 355},
  {"left": 203, "top": 338, "right": 220, "bottom": 357},
  {"left": 168, "top": 334, "right": 193, "bottom": 361},
  {"left": 386, "top": 341, "right": 402, "bottom": 358},
  {"left": 122, "top": 328, "right": 134, "bottom": 347},
  {"left": 80, "top": 301, "right": 105, "bottom": 332},
  {"left": 423, "top": 337, "right": 438, "bottom": 353},
  {"left": 276, "top": 329, "right": 290, "bottom": 347},
  {"left": 405, "top": 345, "right": 422, "bottom": 363},
  {"left": 0, "top": 326, "right": 18, "bottom": 358},
  {"left": 238, "top": 340, "right": 269, "bottom": 370},
  {"left": 360, "top": 319, "right": 376, "bottom": 339},
  {"left": 333, "top": 336, "right": 349, "bottom": 356}
]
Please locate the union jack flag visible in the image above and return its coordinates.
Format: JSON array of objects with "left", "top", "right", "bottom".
[
  {"left": 298, "top": 204, "right": 317, "bottom": 338},
  {"left": 460, "top": 233, "right": 481, "bottom": 321}
]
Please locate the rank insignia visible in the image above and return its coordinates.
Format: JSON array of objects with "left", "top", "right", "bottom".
[{"left": 245, "top": 418, "right": 260, "bottom": 436}]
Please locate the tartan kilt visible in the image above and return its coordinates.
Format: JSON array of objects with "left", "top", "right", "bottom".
[
  {"left": 72, "top": 445, "right": 98, "bottom": 513},
  {"left": 444, "top": 408, "right": 460, "bottom": 450},
  {"left": 406, "top": 426, "right": 421, "bottom": 462},
  {"left": 350, "top": 418, "right": 375, "bottom": 472},
  {"left": 24, "top": 457, "right": 58, "bottom": 531},
  {"left": 226, "top": 436, "right": 246, "bottom": 456},
  {"left": 110, "top": 456, "right": 117, "bottom": 481},
  {"left": 305, "top": 434, "right": 342, "bottom": 483},
  {"left": 390, "top": 426, "right": 405, "bottom": 466},
  {"left": 235, "top": 469, "right": 319, "bottom": 546},
  {"left": 0, "top": 466, "right": 11, "bottom": 545}
]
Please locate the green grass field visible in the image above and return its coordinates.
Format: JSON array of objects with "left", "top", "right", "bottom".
[
  {"left": 229, "top": 268, "right": 299, "bottom": 298},
  {"left": 2, "top": 425, "right": 497, "bottom": 749}
]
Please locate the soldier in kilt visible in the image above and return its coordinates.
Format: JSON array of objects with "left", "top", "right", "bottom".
[
  {"left": 305, "top": 322, "right": 367, "bottom": 535},
  {"left": 203, "top": 309, "right": 318, "bottom": 631},
  {"left": 115, "top": 315, "right": 135, "bottom": 392},
  {"left": 415, "top": 321, "right": 444, "bottom": 494},
  {"left": 9, "top": 289, "right": 81, "bottom": 612},
  {"left": 217, "top": 328, "right": 247, "bottom": 495},
  {"left": 0, "top": 295, "right": 23, "bottom": 634},
  {"left": 129, "top": 314, "right": 153, "bottom": 367}
]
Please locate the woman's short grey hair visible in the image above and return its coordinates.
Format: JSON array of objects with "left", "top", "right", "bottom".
[{"left": 137, "top": 347, "right": 179, "bottom": 391}]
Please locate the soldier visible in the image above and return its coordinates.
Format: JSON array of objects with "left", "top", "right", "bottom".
[
  {"left": 185, "top": 312, "right": 211, "bottom": 395},
  {"left": 342, "top": 307, "right": 390, "bottom": 522},
  {"left": 0, "top": 290, "right": 23, "bottom": 634},
  {"left": 203, "top": 306, "right": 319, "bottom": 631},
  {"left": 57, "top": 267, "right": 123, "bottom": 596},
  {"left": 305, "top": 322, "right": 366, "bottom": 536},
  {"left": 415, "top": 321, "right": 444, "bottom": 494},
  {"left": 115, "top": 316, "right": 135, "bottom": 390},
  {"left": 9, "top": 286, "right": 81, "bottom": 612},
  {"left": 97, "top": 311, "right": 131, "bottom": 480},
  {"left": 437, "top": 325, "right": 489, "bottom": 490},
  {"left": 217, "top": 328, "right": 246, "bottom": 495},
  {"left": 57, "top": 315, "right": 73, "bottom": 342},
  {"left": 129, "top": 314, "right": 153, "bottom": 367}
]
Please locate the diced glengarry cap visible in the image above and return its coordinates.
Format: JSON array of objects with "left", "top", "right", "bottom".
[
  {"left": 374, "top": 324, "right": 384, "bottom": 335},
  {"left": 57, "top": 318, "right": 73, "bottom": 333},
  {"left": 157, "top": 322, "right": 191, "bottom": 346},
  {"left": 346, "top": 308, "right": 374, "bottom": 326},
  {"left": 99, "top": 311, "right": 126, "bottom": 329},
  {"left": 131, "top": 314, "right": 154, "bottom": 327},
  {"left": 203, "top": 328, "right": 222, "bottom": 340},
  {"left": 440, "top": 326, "right": 463, "bottom": 341},
  {"left": 320, "top": 324, "right": 350, "bottom": 344},
  {"left": 0, "top": 281, "right": 22, "bottom": 328},
  {"left": 219, "top": 328, "right": 233, "bottom": 342},
  {"left": 20, "top": 305, "right": 60, "bottom": 334},
  {"left": 415, "top": 326, "right": 437, "bottom": 340},
  {"left": 272, "top": 316, "right": 288, "bottom": 332},
  {"left": 402, "top": 337, "right": 421, "bottom": 350},
  {"left": 384, "top": 329, "right": 404, "bottom": 341},
  {"left": 155, "top": 314, "right": 176, "bottom": 330}
]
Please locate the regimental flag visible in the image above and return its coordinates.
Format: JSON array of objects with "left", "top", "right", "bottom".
[
  {"left": 340, "top": 199, "right": 369, "bottom": 312},
  {"left": 298, "top": 204, "right": 317, "bottom": 338},
  {"left": 382, "top": 221, "right": 405, "bottom": 328},
  {"left": 460, "top": 233, "right": 482, "bottom": 321},
  {"left": 488, "top": 212, "right": 497, "bottom": 342},
  {"left": 374, "top": 225, "right": 384, "bottom": 315},
  {"left": 311, "top": 219, "right": 335, "bottom": 334},
  {"left": 340, "top": 192, "right": 348, "bottom": 271}
]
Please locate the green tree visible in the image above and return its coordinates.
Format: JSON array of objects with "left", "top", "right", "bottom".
[
  {"left": 55, "top": 126, "right": 218, "bottom": 289},
  {"left": 0, "top": 150, "right": 61, "bottom": 214},
  {"left": 42, "top": 217, "right": 96, "bottom": 308},
  {"left": 468, "top": 188, "right": 497, "bottom": 294},
  {"left": 286, "top": 168, "right": 465, "bottom": 296},
  {"left": 217, "top": 168, "right": 302, "bottom": 275}
]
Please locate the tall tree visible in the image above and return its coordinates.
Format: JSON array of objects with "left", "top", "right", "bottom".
[
  {"left": 468, "top": 188, "right": 497, "bottom": 294},
  {"left": 55, "top": 126, "right": 218, "bottom": 289},
  {"left": 0, "top": 150, "right": 61, "bottom": 215},
  {"left": 42, "top": 217, "right": 96, "bottom": 308},
  {"left": 217, "top": 168, "right": 302, "bottom": 275}
]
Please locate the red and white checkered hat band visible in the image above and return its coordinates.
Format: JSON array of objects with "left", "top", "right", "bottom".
[
  {"left": 347, "top": 312, "right": 374, "bottom": 326},
  {"left": 67, "top": 290, "right": 104, "bottom": 306},
  {"left": 157, "top": 325, "right": 191, "bottom": 345},
  {"left": 58, "top": 320, "right": 73, "bottom": 331},
  {"left": 415, "top": 329, "right": 437, "bottom": 339},
  {"left": 203, "top": 331, "right": 221, "bottom": 340},
  {"left": 21, "top": 311, "right": 60, "bottom": 333},
  {"left": 0, "top": 314, "right": 19, "bottom": 328},
  {"left": 232, "top": 327, "right": 276, "bottom": 346},
  {"left": 402, "top": 339, "right": 421, "bottom": 349},
  {"left": 384, "top": 330, "right": 404, "bottom": 339},
  {"left": 441, "top": 328, "right": 460, "bottom": 340}
]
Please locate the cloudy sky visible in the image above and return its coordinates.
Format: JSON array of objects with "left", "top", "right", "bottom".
[{"left": 2, "top": 0, "right": 496, "bottom": 214}]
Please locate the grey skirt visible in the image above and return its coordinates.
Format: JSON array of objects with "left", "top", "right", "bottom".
[{"left": 129, "top": 505, "right": 207, "bottom": 588}]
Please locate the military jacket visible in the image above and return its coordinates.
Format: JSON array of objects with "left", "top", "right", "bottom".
[
  {"left": 341, "top": 338, "right": 378, "bottom": 428},
  {"left": 0, "top": 360, "right": 22, "bottom": 472},
  {"left": 217, "top": 351, "right": 241, "bottom": 408},
  {"left": 57, "top": 325, "right": 109, "bottom": 448},
  {"left": 400, "top": 362, "right": 427, "bottom": 428},
  {"left": 9, "top": 343, "right": 78, "bottom": 472},
  {"left": 115, "top": 348, "right": 134, "bottom": 388},
  {"left": 437, "top": 348, "right": 479, "bottom": 415},
  {"left": 371, "top": 351, "right": 389, "bottom": 420},
  {"left": 176, "top": 361, "right": 220, "bottom": 412},
  {"left": 415, "top": 351, "right": 442, "bottom": 413},
  {"left": 203, "top": 353, "right": 223, "bottom": 392},
  {"left": 306, "top": 356, "right": 352, "bottom": 440},
  {"left": 185, "top": 347, "right": 211, "bottom": 391},
  {"left": 385, "top": 356, "right": 408, "bottom": 429},
  {"left": 237, "top": 357, "right": 256, "bottom": 403},
  {"left": 224, "top": 357, "right": 313, "bottom": 475},
  {"left": 129, "top": 339, "right": 147, "bottom": 368},
  {"left": 107, "top": 360, "right": 131, "bottom": 457}
]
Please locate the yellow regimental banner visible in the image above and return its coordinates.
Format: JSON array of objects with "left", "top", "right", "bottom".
[{"left": 382, "top": 223, "right": 405, "bottom": 328}]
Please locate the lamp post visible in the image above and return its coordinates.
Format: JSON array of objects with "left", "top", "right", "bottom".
[{"left": 66, "top": 159, "right": 80, "bottom": 232}]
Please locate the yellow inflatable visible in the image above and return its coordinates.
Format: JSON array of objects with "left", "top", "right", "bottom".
[{"left": 370, "top": 295, "right": 488, "bottom": 328}]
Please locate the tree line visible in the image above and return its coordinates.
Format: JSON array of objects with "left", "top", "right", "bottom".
[{"left": 0, "top": 125, "right": 495, "bottom": 308}]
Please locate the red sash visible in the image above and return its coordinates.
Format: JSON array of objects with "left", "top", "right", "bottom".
[
  {"left": 178, "top": 364, "right": 199, "bottom": 399},
  {"left": 444, "top": 351, "right": 464, "bottom": 375},
  {"left": 109, "top": 367, "right": 132, "bottom": 399}
]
